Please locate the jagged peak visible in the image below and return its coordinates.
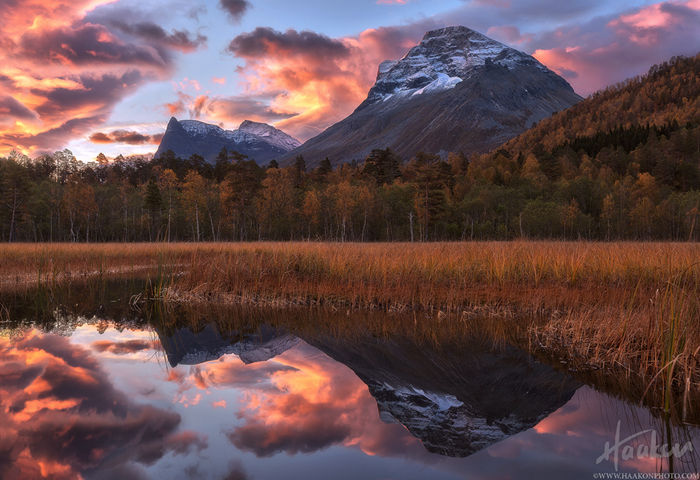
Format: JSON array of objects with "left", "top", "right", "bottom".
[
  {"left": 238, "top": 119, "right": 281, "bottom": 136},
  {"left": 239, "top": 119, "right": 267, "bottom": 129},
  {"left": 238, "top": 120, "right": 301, "bottom": 148},
  {"left": 422, "top": 25, "right": 484, "bottom": 40}
]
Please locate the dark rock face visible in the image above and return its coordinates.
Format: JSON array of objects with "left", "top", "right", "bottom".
[
  {"left": 155, "top": 319, "right": 578, "bottom": 458},
  {"left": 155, "top": 323, "right": 299, "bottom": 367},
  {"left": 304, "top": 334, "right": 580, "bottom": 457},
  {"left": 284, "top": 26, "right": 582, "bottom": 167},
  {"left": 155, "top": 117, "right": 301, "bottom": 165}
]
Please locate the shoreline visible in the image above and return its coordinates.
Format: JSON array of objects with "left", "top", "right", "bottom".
[{"left": 0, "top": 241, "right": 698, "bottom": 421}]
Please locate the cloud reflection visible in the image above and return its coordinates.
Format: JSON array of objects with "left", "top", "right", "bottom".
[{"left": 0, "top": 331, "right": 203, "bottom": 480}]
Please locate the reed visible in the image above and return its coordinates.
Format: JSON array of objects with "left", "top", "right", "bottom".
[{"left": 0, "top": 241, "right": 698, "bottom": 410}]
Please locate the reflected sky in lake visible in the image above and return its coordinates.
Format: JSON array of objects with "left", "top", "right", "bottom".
[{"left": 0, "top": 318, "right": 697, "bottom": 480}]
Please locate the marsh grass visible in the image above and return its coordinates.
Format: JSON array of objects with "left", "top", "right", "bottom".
[{"left": 1, "top": 241, "right": 699, "bottom": 416}]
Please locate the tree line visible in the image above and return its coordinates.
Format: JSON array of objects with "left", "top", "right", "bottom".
[
  {"left": 1, "top": 55, "right": 698, "bottom": 243},
  {"left": 1, "top": 121, "right": 698, "bottom": 242}
]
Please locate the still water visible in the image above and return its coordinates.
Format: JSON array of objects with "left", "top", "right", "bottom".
[{"left": 0, "top": 286, "right": 697, "bottom": 479}]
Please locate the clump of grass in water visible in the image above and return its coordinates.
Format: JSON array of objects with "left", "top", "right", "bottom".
[
  {"left": 144, "top": 253, "right": 175, "bottom": 300},
  {"left": 643, "top": 265, "right": 700, "bottom": 419}
]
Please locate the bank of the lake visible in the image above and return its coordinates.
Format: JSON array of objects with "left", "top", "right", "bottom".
[{"left": 0, "top": 241, "right": 698, "bottom": 420}]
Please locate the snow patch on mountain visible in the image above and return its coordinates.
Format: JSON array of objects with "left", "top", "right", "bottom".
[
  {"left": 237, "top": 120, "right": 302, "bottom": 151},
  {"left": 368, "top": 25, "right": 549, "bottom": 104},
  {"left": 371, "top": 381, "right": 532, "bottom": 456},
  {"left": 179, "top": 119, "right": 301, "bottom": 152}
]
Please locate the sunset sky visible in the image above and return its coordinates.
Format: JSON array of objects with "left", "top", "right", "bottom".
[{"left": 0, "top": 0, "right": 698, "bottom": 161}]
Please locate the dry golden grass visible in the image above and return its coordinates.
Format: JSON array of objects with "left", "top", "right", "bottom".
[{"left": 0, "top": 241, "right": 698, "bottom": 415}]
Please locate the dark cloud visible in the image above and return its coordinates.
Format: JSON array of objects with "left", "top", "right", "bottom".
[
  {"left": 0, "top": 362, "right": 43, "bottom": 390},
  {"left": 32, "top": 71, "right": 147, "bottom": 119},
  {"left": 0, "top": 97, "right": 36, "bottom": 120},
  {"left": 222, "top": 460, "right": 248, "bottom": 480},
  {"left": 220, "top": 0, "right": 251, "bottom": 21},
  {"left": 228, "top": 27, "right": 350, "bottom": 60},
  {"left": 88, "top": 132, "right": 111, "bottom": 143},
  {"left": 89, "top": 130, "right": 163, "bottom": 146},
  {"left": 91, "top": 339, "right": 158, "bottom": 353},
  {"left": 17, "top": 24, "right": 170, "bottom": 68},
  {"left": 106, "top": 20, "right": 207, "bottom": 53}
]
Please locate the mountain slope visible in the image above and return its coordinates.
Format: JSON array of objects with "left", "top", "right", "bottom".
[
  {"left": 497, "top": 53, "right": 700, "bottom": 155},
  {"left": 303, "top": 333, "right": 579, "bottom": 457},
  {"left": 284, "top": 26, "right": 581, "bottom": 167},
  {"left": 155, "top": 117, "right": 301, "bottom": 165},
  {"left": 155, "top": 322, "right": 299, "bottom": 367}
]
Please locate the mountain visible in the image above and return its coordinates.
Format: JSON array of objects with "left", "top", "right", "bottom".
[
  {"left": 155, "top": 117, "right": 301, "bottom": 165},
  {"left": 155, "top": 322, "right": 299, "bottom": 367},
  {"left": 304, "top": 333, "right": 579, "bottom": 457},
  {"left": 284, "top": 26, "right": 582, "bottom": 167},
  {"left": 154, "top": 319, "right": 578, "bottom": 458}
]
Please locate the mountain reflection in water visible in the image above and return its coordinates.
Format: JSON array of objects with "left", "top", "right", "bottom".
[
  {"left": 157, "top": 321, "right": 579, "bottom": 458},
  {"left": 0, "top": 300, "right": 697, "bottom": 479}
]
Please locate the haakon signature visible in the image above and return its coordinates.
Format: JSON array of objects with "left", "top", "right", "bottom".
[{"left": 596, "top": 421, "right": 694, "bottom": 471}]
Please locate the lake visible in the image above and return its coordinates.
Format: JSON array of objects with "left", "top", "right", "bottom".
[{"left": 0, "top": 282, "right": 697, "bottom": 479}]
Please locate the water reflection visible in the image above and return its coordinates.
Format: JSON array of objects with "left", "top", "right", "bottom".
[{"left": 0, "top": 291, "right": 697, "bottom": 479}]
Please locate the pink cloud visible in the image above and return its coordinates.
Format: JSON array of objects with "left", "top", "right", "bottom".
[
  {"left": 531, "top": 0, "right": 700, "bottom": 94},
  {"left": 0, "top": 0, "right": 205, "bottom": 155}
]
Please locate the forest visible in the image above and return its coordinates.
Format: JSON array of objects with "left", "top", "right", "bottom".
[{"left": 0, "top": 55, "right": 698, "bottom": 243}]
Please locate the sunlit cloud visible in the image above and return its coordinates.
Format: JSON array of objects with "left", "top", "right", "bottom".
[
  {"left": 531, "top": 0, "right": 700, "bottom": 94},
  {"left": 0, "top": 331, "right": 206, "bottom": 479},
  {"left": 216, "top": 26, "right": 424, "bottom": 141},
  {"left": 0, "top": 0, "right": 205, "bottom": 156}
]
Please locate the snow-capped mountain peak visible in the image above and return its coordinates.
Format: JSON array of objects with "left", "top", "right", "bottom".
[
  {"left": 180, "top": 119, "right": 226, "bottom": 137},
  {"left": 237, "top": 120, "right": 302, "bottom": 151},
  {"left": 155, "top": 117, "right": 301, "bottom": 165},
  {"left": 366, "top": 25, "right": 548, "bottom": 105}
]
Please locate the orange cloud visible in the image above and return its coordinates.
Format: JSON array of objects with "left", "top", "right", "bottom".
[
  {"left": 0, "top": 331, "right": 203, "bottom": 479},
  {"left": 209, "top": 26, "right": 423, "bottom": 141},
  {"left": 0, "top": 0, "right": 204, "bottom": 156}
]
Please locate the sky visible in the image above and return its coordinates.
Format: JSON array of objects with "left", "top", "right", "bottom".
[{"left": 0, "top": 0, "right": 698, "bottom": 161}]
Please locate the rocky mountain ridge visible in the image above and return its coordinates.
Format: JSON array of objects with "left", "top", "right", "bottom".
[{"left": 155, "top": 117, "right": 300, "bottom": 165}]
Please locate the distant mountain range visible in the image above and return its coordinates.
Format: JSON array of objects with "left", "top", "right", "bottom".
[
  {"left": 154, "top": 25, "right": 581, "bottom": 168},
  {"left": 155, "top": 118, "right": 301, "bottom": 165},
  {"left": 282, "top": 26, "right": 582, "bottom": 167}
]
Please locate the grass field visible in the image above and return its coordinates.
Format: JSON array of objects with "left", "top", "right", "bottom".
[{"left": 0, "top": 241, "right": 698, "bottom": 417}]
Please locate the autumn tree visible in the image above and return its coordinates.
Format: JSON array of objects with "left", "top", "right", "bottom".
[{"left": 182, "top": 171, "right": 206, "bottom": 241}]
